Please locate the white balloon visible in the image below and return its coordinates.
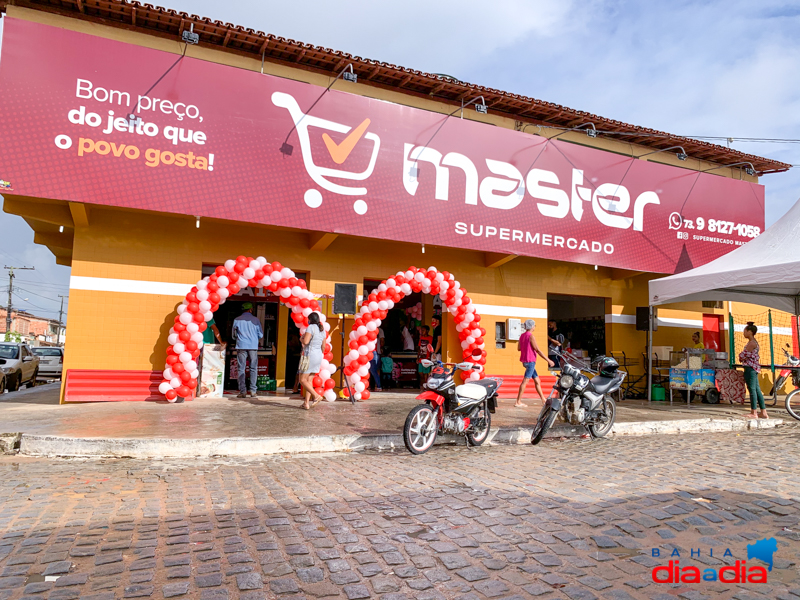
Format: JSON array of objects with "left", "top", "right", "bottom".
[
  {"left": 168, "top": 333, "right": 179, "bottom": 345},
  {"left": 292, "top": 286, "right": 302, "bottom": 297},
  {"left": 199, "top": 300, "right": 211, "bottom": 312},
  {"left": 378, "top": 284, "right": 387, "bottom": 292},
  {"left": 259, "top": 277, "right": 271, "bottom": 288},
  {"left": 323, "top": 322, "right": 331, "bottom": 332},
  {"left": 401, "top": 283, "right": 412, "bottom": 295},
  {"left": 348, "top": 350, "right": 359, "bottom": 361},
  {"left": 204, "top": 312, "right": 213, "bottom": 322},
  {"left": 368, "top": 301, "right": 378, "bottom": 312},
  {"left": 159, "top": 381, "right": 172, "bottom": 394},
  {"left": 186, "top": 361, "right": 198, "bottom": 372},
  {"left": 328, "top": 363, "right": 337, "bottom": 374},
  {"left": 184, "top": 322, "right": 197, "bottom": 334},
  {"left": 237, "top": 276, "right": 248, "bottom": 288},
  {"left": 195, "top": 289, "right": 209, "bottom": 302},
  {"left": 270, "top": 271, "right": 282, "bottom": 282},
  {"left": 217, "top": 287, "right": 230, "bottom": 299},
  {"left": 355, "top": 382, "right": 366, "bottom": 393},
  {"left": 358, "top": 366, "right": 369, "bottom": 377},
  {"left": 191, "top": 332, "right": 204, "bottom": 344},
  {"left": 224, "top": 260, "right": 236, "bottom": 272},
  {"left": 469, "top": 371, "right": 480, "bottom": 381},
  {"left": 387, "top": 278, "right": 396, "bottom": 288},
  {"left": 243, "top": 267, "right": 255, "bottom": 280},
  {"left": 350, "top": 373, "right": 361, "bottom": 383},
  {"left": 466, "top": 336, "right": 476, "bottom": 344},
  {"left": 366, "top": 321, "right": 377, "bottom": 331},
  {"left": 423, "top": 278, "right": 431, "bottom": 287},
  {"left": 435, "top": 273, "right": 444, "bottom": 282},
  {"left": 358, "top": 346, "right": 368, "bottom": 356},
  {"left": 367, "top": 341, "right": 376, "bottom": 351},
  {"left": 320, "top": 369, "right": 331, "bottom": 380},
  {"left": 414, "top": 272, "right": 425, "bottom": 282},
  {"left": 461, "top": 340, "right": 469, "bottom": 349},
  {"left": 217, "top": 275, "right": 230, "bottom": 288},
  {"left": 190, "top": 369, "right": 199, "bottom": 379},
  {"left": 319, "top": 313, "right": 327, "bottom": 322},
  {"left": 324, "top": 389, "right": 337, "bottom": 402},
  {"left": 170, "top": 377, "right": 182, "bottom": 388},
  {"left": 173, "top": 342, "right": 186, "bottom": 354},
  {"left": 280, "top": 267, "right": 293, "bottom": 278},
  {"left": 405, "top": 270, "right": 414, "bottom": 280},
  {"left": 354, "top": 392, "right": 362, "bottom": 401},
  {"left": 178, "top": 312, "right": 192, "bottom": 325},
  {"left": 180, "top": 351, "right": 192, "bottom": 363},
  {"left": 256, "top": 256, "right": 267, "bottom": 267},
  {"left": 249, "top": 260, "right": 260, "bottom": 271},
  {"left": 378, "top": 301, "right": 388, "bottom": 310},
  {"left": 356, "top": 326, "right": 368, "bottom": 336},
  {"left": 440, "top": 281, "right": 449, "bottom": 291},
  {"left": 196, "top": 280, "right": 208, "bottom": 291},
  {"left": 280, "top": 287, "right": 292, "bottom": 298},
  {"left": 177, "top": 304, "right": 186, "bottom": 315},
  {"left": 163, "top": 368, "right": 173, "bottom": 380}
]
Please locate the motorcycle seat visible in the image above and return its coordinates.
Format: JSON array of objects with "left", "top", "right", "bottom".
[
  {"left": 455, "top": 384, "right": 487, "bottom": 401},
  {"left": 471, "top": 379, "right": 499, "bottom": 394},
  {"left": 590, "top": 374, "right": 620, "bottom": 395}
]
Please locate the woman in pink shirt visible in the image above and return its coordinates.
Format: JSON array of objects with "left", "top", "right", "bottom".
[{"left": 515, "top": 319, "right": 554, "bottom": 408}]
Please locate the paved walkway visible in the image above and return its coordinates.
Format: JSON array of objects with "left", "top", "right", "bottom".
[
  {"left": 0, "top": 384, "right": 791, "bottom": 441},
  {"left": 0, "top": 426, "right": 798, "bottom": 600}
]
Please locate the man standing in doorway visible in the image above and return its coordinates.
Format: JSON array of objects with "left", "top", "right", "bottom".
[
  {"left": 233, "top": 302, "right": 263, "bottom": 398},
  {"left": 547, "top": 320, "right": 564, "bottom": 369},
  {"left": 431, "top": 316, "right": 442, "bottom": 363}
]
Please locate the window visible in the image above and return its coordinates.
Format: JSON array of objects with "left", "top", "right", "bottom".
[
  {"left": 495, "top": 322, "right": 506, "bottom": 349},
  {"left": 33, "top": 348, "right": 62, "bottom": 356},
  {"left": 702, "top": 301, "right": 723, "bottom": 309}
]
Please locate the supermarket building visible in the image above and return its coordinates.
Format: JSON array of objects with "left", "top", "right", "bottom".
[{"left": 0, "top": 1, "right": 790, "bottom": 402}]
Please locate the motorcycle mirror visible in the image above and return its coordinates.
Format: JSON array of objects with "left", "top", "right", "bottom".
[
  {"left": 455, "top": 362, "right": 473, "bottom": 370},
  {"left": 420, "top": 359, "right": 433, "bottom": 367}
]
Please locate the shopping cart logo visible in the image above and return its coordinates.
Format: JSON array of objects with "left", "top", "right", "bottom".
[{"left": 272, "top": 92, "right": 380, "bottom": 215}]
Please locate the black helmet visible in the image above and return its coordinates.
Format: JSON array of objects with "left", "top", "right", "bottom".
[{"left": 598, "top": 356, "right": 620, "bottom": 377}]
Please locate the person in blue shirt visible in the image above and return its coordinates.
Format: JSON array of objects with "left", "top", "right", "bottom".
[{"left": 233, "top": 302, "right": 263, "bottom": 398}]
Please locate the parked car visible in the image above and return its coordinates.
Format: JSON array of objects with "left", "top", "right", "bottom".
[
  {"left": 32, "top": 346, "right": 64, "bottom": 379},
  {"left": 0, "top": 343, "right": 39, "bottom": 392}
]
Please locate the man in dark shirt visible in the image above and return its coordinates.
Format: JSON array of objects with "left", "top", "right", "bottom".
[
  {"left": 548, "top": 320, "right": 564, "bottom": 370},
  {"left": 431, "top": 317, "right": 442, "bottom": 362}
]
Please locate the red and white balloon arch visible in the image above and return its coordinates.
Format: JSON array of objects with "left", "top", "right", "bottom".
[
  {"left": 342, "top": 266, "right": 486, "bottom": 401},
  {"left": 158, "top": 255, "right": 336, "bottom": 402}
]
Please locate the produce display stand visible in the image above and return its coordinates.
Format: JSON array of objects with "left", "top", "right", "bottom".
[{"left": 668, "top": 349, "right": 723, "bottom": 405}]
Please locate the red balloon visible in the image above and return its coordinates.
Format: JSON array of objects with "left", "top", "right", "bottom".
[
  {"left": 192, "top": 349, "right": 201, "bottom": 358},
  {"left": 300, "top": 298, "right": 310, "bottom": 309},
  {"left": 298, "top": 279, "right": 307, "bottom": 289},
  {"left": 292, "top": 313, "right": 303, "bottom": 323},
  {"left": 312, "top": 376, "right": 323, "bottom": 388},
  {"left": 215, "top": 266, "right": 227, "bottom": 277},
  {"left": 361, "top": 390, "right": 371, "bottom": 400},
  {"left": 248, "top": 279, "right": 258, "bottom": 288},
  {"left": 180, "top": 371, "right": 191, "bottom": 383},
  {"left": 395, "top": 275, "right": 405, "bottom": 284},
  {"left": 263, "top": 264, "right": 273, "bottom": 275},
  {"left": 186, "top": 291, "right": 198, "bottom": 303},
  {"left": 172, "top": 362, "right": 185, "bottom": 374},
  {"left": 368, "top": 293, "right": 378, "bottom": 303},
  {"left": 342, "top": 387, "right": 351, "bottom": 397},
  {"left": 358, "top": 335, "right": 369, "bottom": 346},
  {"left": 179, "top": 330, "right": 191, "bottom": 342},
  {"left": 254, "top": 269, "right": 265, "bottom": 280},
  {"left": 174, "top": 315, "right": 181, "bottom": 324},
  {"left": 209, "top": 292, "right": 220, "bottom": 304},
  {"left": 199, "top": 322, "right": 207, "bottom": 332},
  {"left": 234, "top": 263, "right": 245, "bottom": 274},
  {"left": 314, "top": 386, "right": 324, "bottom": 396},
  {"left": 357, "top": 355, "right": 369, "bottom": 365},
  {"left": 377, "top": 291, "right": 386, "bottom": 301},
  {"left": 165, "top": 389, "right": 178, "bottom": 400},
  {"left": 408, "top": 265, "right": 417, "bottom": 272},
  {"left": 310, "top": 301, "right": 319, "bottom": 310},
  {"left": 228, "top": 283, "right": 240, "bottom": 295},
  {"left": 279, "top": 278, "right": 289, "bottom": 288},
  {"left": 355, "top": 318, "right": 364, "bottom": 328},
  {"left": 288, "top": 277, "right": 298, "bottom": 287},
  {"left": 268, "top": 282, "right": 279, "bottom": 292},
  {"left": 473, "top": 314, "right": 481, "bottom": 323},
  {"left": 236, "top": 255, "right": 248, "bottom": 264},
  {"left": 288, "top": 296, "right": 300, "bottom": 306},
  {"left": 177, "top": 385, "right": 191, "bottom": 398},
  {"left": 349, "top": 340, "right": 359, "bottom": 350},
  {"left": 324, "top": 379, "right": 335, "bottom": 390},
  {"left": 271, "top": 261, "right": 282, "bottom": 272},
  {"left": 193, "top": 312, "right": 205, "bottom": 323},
  {"left": 185, "top": 341, "right": 198, "bottom": 352},
  {"left": 166, "top": 355, "right": 178, "bottom": 365},
  {"left": 324, "top": 352, "right": 333, "bottom": 361},
  {"left": 187, "top": 302, "right": 200, "bottom": 314},
  {"left": 188, "top": 378, "right": 197, "bottom": 388},
  {"left": 174, "top": 322, "right": 186, "bottom": 332},
  {"left": 367, "top": 331, "right": 377, "bottom": 341},
  {"left": 207, "top": 281, "right": 219, "bottom": 292},
  {"left": 167, "top": 345, "right": 177, "bottom": 355},
  {"left": 324, "top": 344, "right": 332, "bottom": 353}
]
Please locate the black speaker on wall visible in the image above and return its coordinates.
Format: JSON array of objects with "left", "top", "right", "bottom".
[
  {"left": 333, "top": 283, "right": 358, "bottom": 315},
  {"left": 636, "top": 306, "right": 657, "bottom": 331}
]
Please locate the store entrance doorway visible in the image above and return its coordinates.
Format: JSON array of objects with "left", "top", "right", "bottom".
[{"left": 547, "top": 293, "right": 608, "bottom": 361}]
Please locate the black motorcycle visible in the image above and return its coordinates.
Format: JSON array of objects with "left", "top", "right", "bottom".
[
  {"left": 531, "top": 351, "right": 624, "bottom": 445},
  {"left": 403, "top": 360, "right": 501, "bottom": 454}
]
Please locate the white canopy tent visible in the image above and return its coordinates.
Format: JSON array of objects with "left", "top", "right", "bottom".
[{"left": 647, "top": 197, "right": 800, "bottom": 400}]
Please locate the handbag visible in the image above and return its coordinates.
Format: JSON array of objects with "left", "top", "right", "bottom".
[{"left": 298, "top": 343, "right": 310, "bottom": 373}]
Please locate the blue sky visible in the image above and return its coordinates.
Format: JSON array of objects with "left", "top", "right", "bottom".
[{"left": 1, "top": 0, "right": 798, "bottom": 319}]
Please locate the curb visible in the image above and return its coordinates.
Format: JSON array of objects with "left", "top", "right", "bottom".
[{"left": 17, "top": 417, "right": 784, "bottom": 458}]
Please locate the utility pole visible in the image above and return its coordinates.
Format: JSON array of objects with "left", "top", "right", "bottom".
[
  {"left": 3, "top": 266, "right": 34, "bottom": 341},
  {"left": 57, "top": 295, "right": 68, "bottom": 346}
]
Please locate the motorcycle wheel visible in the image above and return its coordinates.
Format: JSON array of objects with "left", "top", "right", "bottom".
[
  {"left": 588, "top": 396, "right": 616, "bottom": 438},
  {"left": 705, "top": 388, "right": 720, "bottom": 405},
  {"left": 531, "top": 403, "right": 557, "bottom": 446},
  {"left": 466, "top": 404, "right": 491, "bottom": 446},
  {"left": 403, "top": 404, "right": 439, "bottom": 455},
  {"left": 769, "top": 375, "right": 786, "bottom": 406},
  {"left": 785, "top": 389, "right": 800, "bottom": 422}
]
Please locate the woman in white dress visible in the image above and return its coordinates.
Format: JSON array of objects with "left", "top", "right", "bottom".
[{"left": 299, "top": 312, "right": 325, "bottom": 409}]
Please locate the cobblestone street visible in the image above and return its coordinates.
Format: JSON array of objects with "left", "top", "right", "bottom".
[{"left": 1, "top": 427, "right": 798, "bottom": 600}]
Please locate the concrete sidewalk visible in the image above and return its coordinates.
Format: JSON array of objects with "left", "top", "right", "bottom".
[{"left": 0, "top": 383, "right": 788, "bottom": 457}]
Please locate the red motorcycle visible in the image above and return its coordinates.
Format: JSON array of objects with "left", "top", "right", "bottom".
[{"left": 403, "top": 360, "right": 501, "bottom": 455}]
